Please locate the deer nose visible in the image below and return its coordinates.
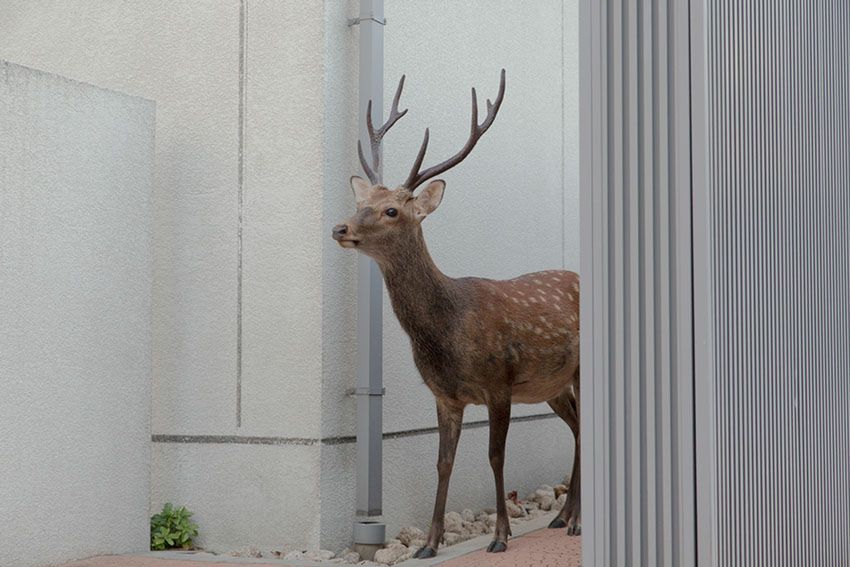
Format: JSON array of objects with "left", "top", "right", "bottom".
[{"left": 332, "top": 224, "right": 349, "bottom": 240}]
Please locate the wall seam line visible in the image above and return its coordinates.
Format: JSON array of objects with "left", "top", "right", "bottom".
[
  {"left": 562, "top": 0, "right": 567, "bottom": 269},
  {"left": 236, "top": 0, "right": 247, "bottom": 428},
  {"left": 151, "top": 413, "right": 560, "bottom": 446}
]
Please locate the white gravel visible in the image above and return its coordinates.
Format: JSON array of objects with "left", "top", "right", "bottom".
[{"left": 224, "top": 481, "right": 571, "bottom": 565}]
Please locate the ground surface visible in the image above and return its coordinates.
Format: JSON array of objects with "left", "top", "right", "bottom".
[
  {"left": 56, "top": 559, "right": 290, "bottom": 567},
  {"left": 54, "top": 526, "right": 580, "bottom": 567},
  {"left": 434, "top": 529, "right": 580, "bottom": 567}
]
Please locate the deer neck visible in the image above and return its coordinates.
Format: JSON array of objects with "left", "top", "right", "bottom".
[{"left": 375, "top": 229, "right": 458, "bottom": 338}]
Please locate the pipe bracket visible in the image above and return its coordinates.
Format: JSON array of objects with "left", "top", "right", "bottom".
[
  {"left": 347, "top": 386, "right": 386, "bottom": 397},
  {"left": 348, "top": 16, "right": 387, "bottom": 27}
]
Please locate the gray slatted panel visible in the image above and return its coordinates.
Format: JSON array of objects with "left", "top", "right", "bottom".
[
  {"left": 580, "top": 0, "right": 696, "bottom": 565},
  {"left": 704, "top": 1, "right": 850, "bottom": 565}
]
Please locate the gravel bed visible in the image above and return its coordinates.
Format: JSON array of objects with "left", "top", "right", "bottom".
[{"left": 225, "top": 482, "right": 569, "bottom": 565}]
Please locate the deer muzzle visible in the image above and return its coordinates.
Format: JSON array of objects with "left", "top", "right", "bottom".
[{"left": 332, "top": 224, "right": 359, "bottom": 247}]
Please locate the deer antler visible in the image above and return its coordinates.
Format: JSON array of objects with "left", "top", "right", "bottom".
[
  {"left": 358, "top": 75, "right": 409, "bottom": 185},
  {"left": 403, "top": 68, "right": 506, "bottom": 191}
]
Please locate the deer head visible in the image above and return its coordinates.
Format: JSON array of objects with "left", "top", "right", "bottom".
[{"left": 332, "top": 70, "right": 506, "bottom": 262}]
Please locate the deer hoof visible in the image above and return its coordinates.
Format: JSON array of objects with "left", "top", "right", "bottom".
[
  {"left": 548, "top": 516, "right": 567, "bottom": 529},
  {"left": 486, "top": 540, "right": 507, "bottom": 553},
  {"left": 413, "top": 546, "right": 437, "bottom": 559}
]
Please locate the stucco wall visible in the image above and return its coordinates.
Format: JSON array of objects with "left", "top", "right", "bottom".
[
  {"left": 381, "top": 0, "right": 580, "bottom": 431},
  {"left": 0, "top": 1, "right": 330, "bottom": 552},
  {"left": 0, "top": 61, "right": 154, "bottom": 567},
  {"left": 0, "top": 1, "right": 245, "bottom": 436},
  {"left": 0, "top": 0, "right": 580, "bottom": 555}
]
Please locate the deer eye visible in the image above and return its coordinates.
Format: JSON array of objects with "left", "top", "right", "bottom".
[{"left": 385, "top": 208, "right": 398, "bottom": 218}]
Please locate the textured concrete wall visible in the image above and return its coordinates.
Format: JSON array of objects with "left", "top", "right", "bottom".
[
  {"left": 0, "top": 2, "right": 244, "bottom": 436},
  {"left": 148, "top": 1, "right": 332, "bottom": 551},
  {"left": 381, "top": 0, "right": 579, "bottom": 432},
  {"left": 0, "top": 1, "right": 329, "bottom": 552},
  {"left": 0, "top": 0, "right": 580, "bottom": 555},
  {"left": 0, "top": 61, "right": 154, "bottom": 567}
]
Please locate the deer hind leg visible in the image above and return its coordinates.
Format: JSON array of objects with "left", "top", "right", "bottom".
[
  {"left": 485, "top": 396, "right": 512, "bottom": 553},
  {"left": 413, "top": 401, "right": 464, "bottom": 559},
  {"left": 546, "top": 374, "right": 581, "bottom": 535}
]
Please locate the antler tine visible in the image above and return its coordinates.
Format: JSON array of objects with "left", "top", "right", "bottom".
[
  {"left": 378, "top": 74, "right": 408, "bottom": 137},
  {"left": 404, "top": 128, "right": 430, "bottom": 191},
  {"left": 365, "top": 99, "right": 376, "bottom": 145},
  {"left": 403, "top": 69, "right": 506, "bottom": 192},
  {"left": 480, "top": 69, "right": 506, "bottom": 130},
  {"left": 470, "top": 87, "right": 479, "bottom": 137},
  {"left": 359, "top": 99, "right": 380, "bottom": 184},
  {"left": 357, "top": 139, "right": 379, "bottom": 185},
  {"left": 358, "top": 75, "right": 409, "bottom": 185}
]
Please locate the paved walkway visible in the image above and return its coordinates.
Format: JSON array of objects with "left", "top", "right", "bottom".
[
  {"left": 436, "top": 529, "right": 580, "bottom": 567},
  {"left": 54, "top": 558, "right": 289, "bottom": 567},
  {"left": 55, "top": 526, "right": 580, "bottom": 567}
]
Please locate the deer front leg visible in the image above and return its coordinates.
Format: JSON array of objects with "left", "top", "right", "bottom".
[
  {"left": 486, "top": 397, "right": 512, "bottom": 553},
  {"left": 413, "top": 401, "right": 463, "bottom": 559}
]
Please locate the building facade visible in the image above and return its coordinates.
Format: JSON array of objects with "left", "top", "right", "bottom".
[
  {"left": 581, "top": 1, "right": 850, "bottom": 565},
  {"left": 0, "top": 0, "right": 580, "bottom": 557}
]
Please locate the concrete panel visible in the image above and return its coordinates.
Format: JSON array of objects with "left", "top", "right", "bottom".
[
  {"left": 0, "top": 1, "right": 243, "bottom": 435},
  {"left": 319, "top": 441, "right": 357, "bottom": 553},
  {"left": 151, "top": 442, "right": 321, "bottom": 553},
  {"left": 239, "top": 0, "right": 326, "bottom": 438},
  {"left": 318, "top": 416, "right": 574, "bottom": 552},
  {"left": 320, "top": 0, "right": 361, "bottom": 440},
  {"left": 381, "top": 0, "right": 581, "bottom": 432},
  {"left": 562, "top": 0, "right": 582, "bottom": 270},
  {"left": 0, "top": 61, "right": 154, "bottom": 567}
]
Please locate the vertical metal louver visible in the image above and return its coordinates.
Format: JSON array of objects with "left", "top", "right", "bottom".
[
  {"left": 703, "top": 1, "right": 850, "bottom": 565},
  {"left": 580, "top": 0, "right": 696, "bottom": 565},
  {"left": 583, "top": 1, "right": 850, "bottom": 565}
]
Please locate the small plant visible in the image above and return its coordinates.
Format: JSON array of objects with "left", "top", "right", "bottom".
[{"left": 150, "top": 503, "right": 199, "bottom": 550}]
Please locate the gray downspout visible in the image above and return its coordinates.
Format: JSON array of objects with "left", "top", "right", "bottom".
[{"left": 351, "top": 0, "right": 386, "bottom": 559}]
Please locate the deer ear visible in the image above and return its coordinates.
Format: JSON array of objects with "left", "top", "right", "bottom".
[
  {"left": 413, "top": 180, "right": 446, "bottom": 221},
  {"left": 350, "top": 175, "right": 373, "bottom": 205}
]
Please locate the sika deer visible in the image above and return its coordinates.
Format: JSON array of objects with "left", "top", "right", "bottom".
[{"left": 332, "top": 70, "right": 580, "bottom": 557}]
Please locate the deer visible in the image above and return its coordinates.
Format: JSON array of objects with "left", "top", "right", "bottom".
[{"left": 332, "top": 70, "right": 580, "bottom": 557}]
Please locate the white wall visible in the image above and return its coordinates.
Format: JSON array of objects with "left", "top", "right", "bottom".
[
  {"left": 381, "top": 0, "right": 580, "bottom": 431},
  {"left": 0, "top": 1, "right": 245, "bottom": 436},
  {"left": 0, "top": 1, "right": 331, "bottom": 552},
  {"left": 0, "top": 0, "right": 580, "bottom": 555},
  {"left": 0, "top": 61, "right": 154, "bottom": 567}
]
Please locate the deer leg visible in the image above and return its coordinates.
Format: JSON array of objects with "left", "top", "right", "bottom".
[
  {"left": 413, "top": 401, "right": 463, "bottom": 559},
  {"left": 485, "top": 397, "right": 512, "bottom": 553},
  {"left": 546, "top": 378, "right": 582, "bottom": 535}
]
